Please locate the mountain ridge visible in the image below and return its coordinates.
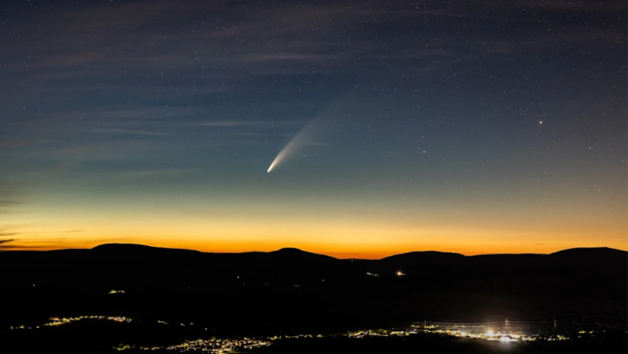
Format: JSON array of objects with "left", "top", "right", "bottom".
[
  {"left": 2, "top": 242, "right": 625, "bottom": 260},
  {"left": 0, "top": 242, "right": 625, "bottom": 334}
]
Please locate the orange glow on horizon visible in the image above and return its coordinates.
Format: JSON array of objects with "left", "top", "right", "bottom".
[
  {"left": 4, "top": 193, "right": 626, "bottom": 258},
  {"left": 8, "top": 234, "right": 628, "bottom": 260}
]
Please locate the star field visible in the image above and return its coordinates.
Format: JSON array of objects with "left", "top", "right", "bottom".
[{"left": 0, "top": 0, "right": 625, "bottom": 257}]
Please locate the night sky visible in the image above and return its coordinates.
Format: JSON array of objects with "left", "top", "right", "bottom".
[{"left": 1, "top": 1, "right": 626, "bottom": 258}]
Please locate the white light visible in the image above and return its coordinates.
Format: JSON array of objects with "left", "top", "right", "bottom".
[
  {"left": 500, "top": 336, "right": 511, "bottom": 343},
  {"left": 487, "top": 330, "right": 494, "bottom": 336}
]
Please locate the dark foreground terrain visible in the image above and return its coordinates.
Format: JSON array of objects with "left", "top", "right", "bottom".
[{"left": 0, "top": 244, "right": 626, "bottom": 352}]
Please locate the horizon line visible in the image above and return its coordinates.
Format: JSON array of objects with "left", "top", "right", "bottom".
[{"left": 1, "top": 242, "right": 625, "bottom": 261}]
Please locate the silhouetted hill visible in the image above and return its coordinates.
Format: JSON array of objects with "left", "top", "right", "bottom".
[
  {"left": 267, "top": 247, "right": 340, "bottom": 268},
  {"left": 0, "top": 244, "right": 625, "bottom": 337},
  {"left": 271, "top": 247, "right": 338, "bottom": 261},
  {"left": 2, "top": 244, "right": 625, "bottom": 286},
  {"left": 550, "top": 246, "right": 624, "bottom": 256},
  {"left": 376, "top": 251, "right": 467, "bottom": 275},
  {"left": 379, "top": 250, "right": 465, "bottom": 264},
  {"left": 92, "top": 243, "right": 201, "bottom": 254},
  {"left": 549, "top": 247, "right": 627, "bottom": 267}
]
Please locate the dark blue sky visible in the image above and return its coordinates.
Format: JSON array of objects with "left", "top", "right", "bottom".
[{"left": 0, "top": 0, "right": 625, "bottom": 256}]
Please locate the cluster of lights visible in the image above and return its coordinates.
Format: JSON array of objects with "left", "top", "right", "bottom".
[
  {"left": 43, "top": 316, "right": 132, "bottom": 326},
  {"left": 7, "top": 316, "right": 592, "bottom": 352},
  {"left": 348, "top": 330, "right": 410, "bottom": 338},
  {"left": 9, "top": 325, "right": 32, "bottom": 330},
  {"left": 129, "top": 333, "right": 328, "bottom": 353},
  {"left": 272, "top": 334, "right": 319, "bottom": 339},
  {"left": 348, "top": 330, "right": 383, "bottom": 338},
  {"left": 161, "top": 337, "right": 272, "bottom": 353},
  {"left": 128, "top": 330, "right": 420, "bottom": 353},
  {"left": 421, "top": 325, "right": 573, "bottom": 343}
]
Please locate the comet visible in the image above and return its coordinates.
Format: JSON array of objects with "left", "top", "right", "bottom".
[
  {"left": 266, "top": 142, "right": 293, "bottom": 173},
  {"left": 267, "top": 118, "right": 321, "bottom": 173}
]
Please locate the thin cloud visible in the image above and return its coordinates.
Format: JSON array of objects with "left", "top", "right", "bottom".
[
  {"left": 101, "top": 168, "right": 197, "bottom": 180},
  {"left": 99, "top": 110, "right": 185, "bottom": 119},
  {"left": 0, "top": 238, "right": 19, "bottom": 250},
  {"left": 0, "top": 236, "right": 75, "bottom": 250},
  {"left": 0, "top": 183, "right": 23, "bottom": 249},
  {"left": 87, "top": 128, "right": 170, "bottom": 136},
  {"left": 191, "top": 120, "right": 298, "bottom": 128}
]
